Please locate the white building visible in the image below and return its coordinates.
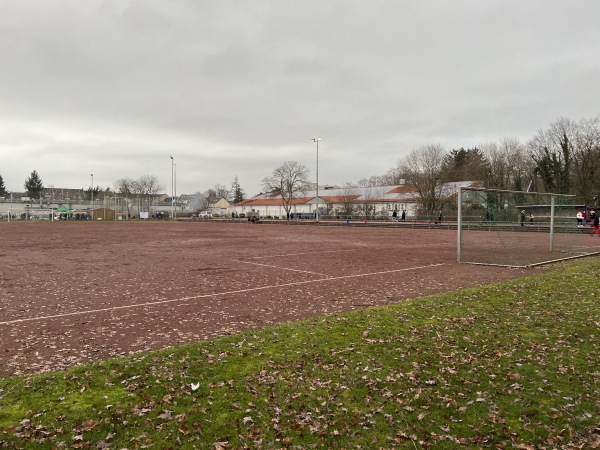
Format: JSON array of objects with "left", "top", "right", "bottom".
[{"left": 233, "top": 181, "right": 481, "bottom": 218}]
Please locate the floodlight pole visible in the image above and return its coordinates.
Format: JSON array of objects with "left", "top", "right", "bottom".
[
  {"left": 549, "top": 194, "right": 555, "bottom": 252},
  {"left": 174, "top": 163, "right": 177, "bottom": 220},
  {"left": 457, "top": 187, "right": 463, "bottom": 262},
  {"left": 90, "top": 173, "right": 94, "bottom": 215},
  {"left": 311, "top": 138, "right": 321, "bottom": 222},
  {"left": 170, "top": 156, "right": 174, "bottom": 220}
]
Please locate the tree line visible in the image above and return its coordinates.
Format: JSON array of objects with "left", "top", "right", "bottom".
[
  {"left": 259, "top": 116, "right": 600, "bottom": 218},
  {"left": 356, "top": 116, "right": 600, "bottom": 213},
  {"left": 3, "top": 115, "right": 598, "bottom": 216}
]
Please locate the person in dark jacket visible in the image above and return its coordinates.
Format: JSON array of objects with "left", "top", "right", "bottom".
[
  {"left": 520, "top": 210, "right": 526, "bottom": 227},
  {"left": 592, "top": 213, "right": 600, "bottom": 236}
]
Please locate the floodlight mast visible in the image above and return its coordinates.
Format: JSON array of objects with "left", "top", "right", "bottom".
[
  {"left": 90, "top": 173, "right": 94, "bottom": 215},
  {"left": 174, "top": 163, "right": 177, "bottom": 220},
  {"left": 311, "top": 138, "right": 321, "bottom": 222},
  {"left": 170, "top": 156, "right": 174, "bottom": 220}
]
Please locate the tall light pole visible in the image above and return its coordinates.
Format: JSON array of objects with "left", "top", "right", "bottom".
[
  {"left": 170, "top": 156, "right": 174, "bottom": 220},
  {"left": 311, "top": 138, "right": 321, "bottom": 222},
  {"left": 90, "top": 173, "right": 94, "bottom": 214},
  {"left": 174, "top": 163, "right": 177, "bottom": 220}
]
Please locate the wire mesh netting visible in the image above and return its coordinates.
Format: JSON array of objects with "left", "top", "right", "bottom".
[{"left": 458, "top": 188, "right": 600, "bottom": 267}]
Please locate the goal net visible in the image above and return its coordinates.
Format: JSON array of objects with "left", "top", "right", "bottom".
[{"left": 457, "top": 187, "right": 599, "bottom": 267}]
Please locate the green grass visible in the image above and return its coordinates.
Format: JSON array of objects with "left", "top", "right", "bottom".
[{"left": 1, "top": 258, "right": 599, "bottom": 449}]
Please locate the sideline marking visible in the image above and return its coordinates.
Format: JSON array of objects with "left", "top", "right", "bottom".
[
  {"left": 246, "top": 249, "right": 356, "bottom": 259},
  {"left": 0, "top": 263, "right": 444, "bottom": 325},
  {"left": 235, "top": 260, "right": 328, "bottom": 276}
]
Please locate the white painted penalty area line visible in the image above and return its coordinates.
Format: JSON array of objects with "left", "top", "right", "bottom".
[
  {"left": 245, "top": 249, "right": 356, "bottom": 260},
  {"left": 0, "top": 263, "right": 444, "bottom": 325},
  {"left": 235, "top": 259, "right": 328, "bottom": 277}
]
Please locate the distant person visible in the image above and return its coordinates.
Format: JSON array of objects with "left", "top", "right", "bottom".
[
  {"left": 392, "top": 209, "right": 398, "bottom": 223},
  {"left": 576, "top": 210, "right": 583, "bottom": 227},
  {"left": 437, "top": 211, "right": 443, "bottom": 224},
  {"left": 401, "top": 210, "right": 406, "bottom": 221},
  {"left": 520, "top": 210, "right": 526, "bottom": 227},
  {"left": 592, "top": 213, "right": 600, "bottom": 236},
  {"left": 582, "top": 209, "right": 588, "bottom": 225}
]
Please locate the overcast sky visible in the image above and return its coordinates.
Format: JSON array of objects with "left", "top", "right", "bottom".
[{"left": 1, "top": 1, "right": 599, "bottom": 197}]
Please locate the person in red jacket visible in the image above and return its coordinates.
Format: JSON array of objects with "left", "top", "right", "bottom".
[{"left": 592, "top": 213, "right": 600, "bottom": 236}]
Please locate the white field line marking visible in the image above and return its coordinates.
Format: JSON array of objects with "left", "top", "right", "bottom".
[
  {"left": 0, "top": 263, "right": 444, "bottom": 325},
  {"left": 235, "top": 260, "right": 328, "bottom": 276},
  {"left": 246, "top": 249, "right": 356, "bottom": 260},
  {"left": 244, "top": 242, "right": 452, "bottom": 261}
]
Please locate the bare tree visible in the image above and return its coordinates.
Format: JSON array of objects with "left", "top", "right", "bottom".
[
  {"left": 528, "top": 117, "right": 577, "bottom": 161},
  {"left": 379, "top": 167, "right": 404, "bottom": 185},
  {"left": 359, "top": 186, "right": 385, "bottom": 220},
  {"left": 480, "top": 138, "right": 534, "bottom": 191},
  {"left": 203, "top": 188, "right": 218, "bottom": 206},
  {"left": 338, "top": 184, "right": 359, "bottom": 218},
  {"left": 213, "top": 183, "right": 230, "bottom": 202},
  {"left": 114, "top": 178, "right": 135, "bottom": 196},
  {"left": 356, "top": 176, "right": 382, "bottom": 187},
  {"left": 114, "top": 177, "right": 135, "bottom": 216},
  {"left": 132, "top": 175, "right": 164, "bottom": 213},
  {"left": 203, "top": 184, "right": 229, "bottom": 206},
  {"left": 262, "top": 161, "right": 310, "bottom": 219},
  {"left": 397, "top": 144, "right": 447, "bottom": 217}
]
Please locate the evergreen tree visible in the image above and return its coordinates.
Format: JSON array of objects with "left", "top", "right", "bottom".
[
  {"left": 24, "top": 170, "right": 44, "bottom": 199},
  {"left": 442, "top": 147, "right": 488, "bottom": 182},
  {"left": 231, "top": 176, "right": 245, "bottom": 203},
  {"left": 533, "top": 134, "right": 571, "bottom": 194},
  {"left": 83, "top": 186, "right": 101, "bottom": 201},
  {"left": 0, "top": 173, "right": 8, "bottom": 197}
]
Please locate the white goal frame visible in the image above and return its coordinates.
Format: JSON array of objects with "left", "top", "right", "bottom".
[{"left": 457, "top": 187, "right": 599, "bottom": 267}]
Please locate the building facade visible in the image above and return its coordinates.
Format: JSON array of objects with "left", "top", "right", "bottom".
[{"left": 233, "top": 181, "right": 481, "bottom": 219}]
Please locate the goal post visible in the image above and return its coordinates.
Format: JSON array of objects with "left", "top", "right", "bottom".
[{"left": 457, "top": 187, "right": 599, "bottom": 267}]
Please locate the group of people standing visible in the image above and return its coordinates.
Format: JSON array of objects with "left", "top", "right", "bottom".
[
  {"left": 391, "top": 209, "right": 406, "bottom": 223},
  {"left": 519, "top": 210, "right": 535, "bottom": 227},
  {"left": 577, "top": 209, "right": 599, "bottom": 235}
]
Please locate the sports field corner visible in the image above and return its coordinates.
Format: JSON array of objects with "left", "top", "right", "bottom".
[{"left": 0, "top": 220, "right": 551, "bottom": 378}]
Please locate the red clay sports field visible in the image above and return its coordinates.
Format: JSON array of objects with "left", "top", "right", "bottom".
[{"left": 0, "top": 220, "right": 553, "bottom": 377}]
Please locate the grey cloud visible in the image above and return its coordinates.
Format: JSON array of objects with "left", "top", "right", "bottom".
[{"left": 1, "top": 0, "right": 599, "bottom": 196}]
